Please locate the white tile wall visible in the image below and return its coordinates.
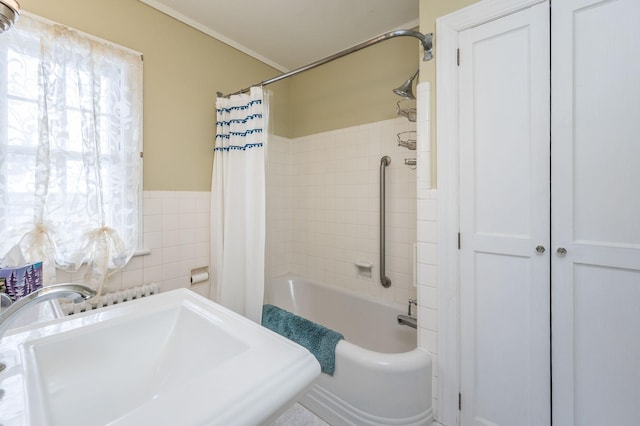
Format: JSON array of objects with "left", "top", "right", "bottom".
[
  {"left": 417, "top": 189, "right": 439, "bottom": 413},
  {"left": 267, "top": 117, "right": 418, "bottom": 306},
  {"left": 53, "top": 191, "right": 211, "bottom": 299},
  {"left": 415, "top": 82, "right": 439, "bottom": 416}
]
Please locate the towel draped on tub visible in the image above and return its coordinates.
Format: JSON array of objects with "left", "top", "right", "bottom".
[{"left": 262, "top": 304, "right": 344, "bottom": 376}]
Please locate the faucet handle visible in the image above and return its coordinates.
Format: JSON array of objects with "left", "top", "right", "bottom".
[{"left": 408, "top": 298, "right": 418, "bottom": 316}]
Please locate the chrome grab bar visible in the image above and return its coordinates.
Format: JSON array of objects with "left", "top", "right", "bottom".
[{"left": 380, "top": 156, "right": 391, "bottom": 288}]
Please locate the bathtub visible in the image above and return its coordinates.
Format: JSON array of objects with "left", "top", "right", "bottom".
[{"left": 265, "top": 276, "right": 433, "bottom": 426}]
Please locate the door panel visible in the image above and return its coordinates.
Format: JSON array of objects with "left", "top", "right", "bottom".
[
  {"left": 473, "top": 252, "right": 534, "bottom": 425},
  {"left": 571, "top": 0, "right": 640, "bottom": 245},
  {"left": 552, "top": 0, "right": 640, "bottom": 424},
  {"left": 573, "top": 265, "right": 640, "bottom": 424},
  {"left": 458, "top": 3, "right": 550, "bottom": 425},
  {"left": 471, "top": 24, "right": 532, "bottom": 238}
]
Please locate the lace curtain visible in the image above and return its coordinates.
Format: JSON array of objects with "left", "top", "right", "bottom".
[{"left": 0, "top": 14, "right": 143, "bottom": 294}]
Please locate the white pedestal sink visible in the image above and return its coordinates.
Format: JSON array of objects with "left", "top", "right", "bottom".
[{"left": 0, "top": 289, "right": 320, "bottom": 425}]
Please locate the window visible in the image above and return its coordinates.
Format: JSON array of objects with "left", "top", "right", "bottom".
[{"left": 0, "top": 14, "right": 143, "bottom": 289}]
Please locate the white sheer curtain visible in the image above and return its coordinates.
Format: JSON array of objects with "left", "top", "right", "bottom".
[
  {"left": 211, "top": 87, "right": 266, "bottom": 323},
  {"left": 0, "top": 14, "right": 142, "bottom": 294}
]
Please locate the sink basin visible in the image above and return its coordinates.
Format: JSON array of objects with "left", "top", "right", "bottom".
[{"left": 0, "top": 289, "right": 320, "bottom": 425}]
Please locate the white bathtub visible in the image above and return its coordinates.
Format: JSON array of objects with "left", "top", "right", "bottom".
[{"left": 265, "top": 276, "right": 433, "bottom": 426}]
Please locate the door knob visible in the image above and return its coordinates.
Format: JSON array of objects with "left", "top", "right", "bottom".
[
  {"left": 556, "top": 247, "right": 567, "bottom": 256},
  {"left": 535, "top": 245, "right": 546, "bottom": 254}
]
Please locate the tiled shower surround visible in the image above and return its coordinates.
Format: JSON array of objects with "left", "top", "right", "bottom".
[{"left": 267, "top": 117, "right": 418, "bottom": 306}]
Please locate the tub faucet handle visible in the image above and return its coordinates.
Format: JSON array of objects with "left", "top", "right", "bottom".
[{"left": 408, "top": 298, "right": 418, "bottom": 316}]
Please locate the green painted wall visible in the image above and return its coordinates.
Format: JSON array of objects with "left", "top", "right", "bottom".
[
  {"left": 285, "top": 35, "right": 420, "bottom": 138},
  {"left": 15, "top": 1, "right": 479, "bottom": 190}
]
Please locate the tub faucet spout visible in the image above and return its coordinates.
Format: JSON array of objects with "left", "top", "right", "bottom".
[
  {"left": 397, "top": 314, "right": 417, "bottom": 329},
  {"left": 0, "top": 284, "right": 96, "bottom": 342}
]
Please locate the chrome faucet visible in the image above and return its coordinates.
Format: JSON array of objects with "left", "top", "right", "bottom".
[
  {"left": 398, "top": 298, "right": 419, "bottom": 329},
  {"left": 408, "top": 298, "right": 418, "bottom": 317},
  {"left": 0, "top": 284, "right": 96, "bottom": 342}
]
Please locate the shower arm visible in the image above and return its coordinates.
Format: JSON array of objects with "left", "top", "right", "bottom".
[{"left": 220, "top": 30, "right": 433, "bottom": 98}]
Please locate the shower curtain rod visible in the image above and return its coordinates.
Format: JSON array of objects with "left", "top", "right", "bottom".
[{"left": 218, "top": 29, "right": 433, "bottom": 98}]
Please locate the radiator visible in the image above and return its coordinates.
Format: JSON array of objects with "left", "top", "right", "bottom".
[{"left": 60, "top": 283, "right": 160, "bottom": 316}]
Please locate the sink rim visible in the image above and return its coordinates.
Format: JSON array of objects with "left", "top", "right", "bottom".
[{"left": 0, "top": 288, "right": 321, "bottom": 426}]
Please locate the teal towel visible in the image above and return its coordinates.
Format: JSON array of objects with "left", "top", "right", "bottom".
[{"left": 262, "top": 304, "right": 343, "bottom": 376}]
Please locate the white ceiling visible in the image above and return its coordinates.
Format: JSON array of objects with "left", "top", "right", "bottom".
[{"left": 139, "top": 0, "right": 419, "bottom": 72}]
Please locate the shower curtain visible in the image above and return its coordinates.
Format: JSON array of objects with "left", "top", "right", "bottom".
[{"left": 211, "top": 87, "right": 266, "bottom": 323}]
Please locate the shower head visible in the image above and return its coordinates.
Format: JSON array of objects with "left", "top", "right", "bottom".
[
  {"left": 393, "top": 69, "right": 419, "bottom": 100},
  {"left": 0, "top": 0, "right": 20, "bottom": 34}
]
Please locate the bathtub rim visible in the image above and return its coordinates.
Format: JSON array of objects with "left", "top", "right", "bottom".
[
  {"left": 335, "top": 342, "right": 431, "bottom": 370},
  {"left": 266, "top": 274, "right": 422, "bottom": 357},
  {"left": 267, "top": 274, "right": 412, "bottom": 316}
]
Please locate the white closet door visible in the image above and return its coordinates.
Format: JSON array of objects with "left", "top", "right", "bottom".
[
  {"left": 458, "top": 3, "right": 550, "bottom": 425},
  {"left": 552, "top": 1, "right": 640, "bottom": 425}
]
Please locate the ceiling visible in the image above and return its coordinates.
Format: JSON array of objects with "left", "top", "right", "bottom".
[{"left": 138, "top": 0, "right": 419, "bottom": 72}]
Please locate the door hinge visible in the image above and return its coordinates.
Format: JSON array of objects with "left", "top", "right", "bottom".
[
  {"left": 139, "top": 151, "right": 144, "bottom": 158},
  {"left": 457, "top": 48, "right": 460, "bottom": 66},
  {"left": 458, "top": 232, "right": 461, "bottom": 250},
  {"left": 459, "top": 393, "right": 462, "bottom": 410}
]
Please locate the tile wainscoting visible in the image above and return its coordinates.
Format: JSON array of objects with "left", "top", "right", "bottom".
[{"left": 53, "top": 191, "right": 211, "bottom": 298}]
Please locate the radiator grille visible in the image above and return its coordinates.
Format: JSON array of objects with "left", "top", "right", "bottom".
[{"left": 61, "top": 283, "right": 160, "bottom": 316}]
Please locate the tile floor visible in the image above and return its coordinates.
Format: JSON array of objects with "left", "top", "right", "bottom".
[{"left": 271, "top": 403, "right": 328, "bottom": 425}]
